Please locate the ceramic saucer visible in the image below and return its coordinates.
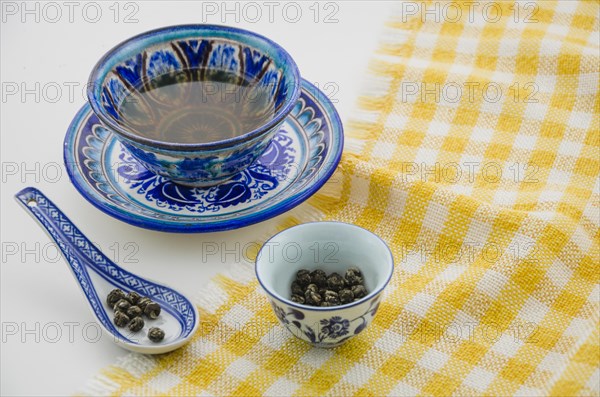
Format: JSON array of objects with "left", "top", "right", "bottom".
[{"left": 64, "top": 79, "right": 343, "bottom": 233}]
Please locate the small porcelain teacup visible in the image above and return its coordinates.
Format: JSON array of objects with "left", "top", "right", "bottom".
[
  {"left": 256, "top": 222, "right": 394, "bottom": 347},
  {"left": 87, "top": 24, "right": 301, "bottom": 187}
]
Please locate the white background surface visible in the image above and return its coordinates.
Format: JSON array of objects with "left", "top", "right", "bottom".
[{"left": 1, "top": 1, "right": 390, "bottom": 395}]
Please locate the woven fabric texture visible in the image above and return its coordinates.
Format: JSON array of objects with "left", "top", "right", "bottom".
[{"left": 81, "top": 1, "right": 599, "bottom": 396}]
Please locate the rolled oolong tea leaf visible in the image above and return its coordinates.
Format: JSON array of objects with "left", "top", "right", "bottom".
[
  {"left": 310, "top": 269, "right": 327, "bottom": 287},
  {"left": 114, "top": 311, "right": 130, "bottom": 327},
  {"left": 291, "top": 281, "right": 304, "bottom": 296},
  {"left": 137, "top": 297, "right": 152, "bottom": 311},
  {"left": 127, "top": 305, "right": 143, "bottom": 318},
  {"left": 148, "top": 327, "right": 165, "bottom": 343},
  {"left": 113, "top": 299, "right": 131, "bottom": 312},
  {"left": 304, "top": 290, "right": 322, "bottom": 306},
  {"left": 291, "top": 294, "right": 305, "bottom": 304},
  {"left": 107, "top": 289, "right": 126, "bottom": 307},
  {"left": 296, "top": 269, "right": 311, "bottom": 287},
  {"left": 344, "top": 266, "right": 363, "bottom": 286},
  {"left": 144, "top": 302, "right": 161, "bottom": 319},
  {"left": 127, "top": 316, "right": 144, "bottom": 332},
  {"left": 351, "top": 284, "right": 368, "bottom": 299},
  {"left": 326, "top": 272, "right": 346, "bottom": 291},
  {"left": 324, "top": 290, "right": 340, "bottom": 305},
  {"left": 339, "top": 289, "right": 355, "bottom": 304},
  {"left": 305, "top": 283, "right": 319, "bottom": 294},
  {"left": 126, "top": 291, "right": 141, "bottom": 305}
]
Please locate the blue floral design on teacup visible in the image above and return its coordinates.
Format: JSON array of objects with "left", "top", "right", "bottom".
[{"left": 88, "top": 25, "right": 301, "bottom": 187}]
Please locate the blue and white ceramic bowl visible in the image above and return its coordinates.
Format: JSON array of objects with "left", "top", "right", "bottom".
[
  {"left": 256, "top": 222, "right": 394, "bottom": 347},
  {"left": 87, "top": 24, "right": 301, "bottom": 187}
]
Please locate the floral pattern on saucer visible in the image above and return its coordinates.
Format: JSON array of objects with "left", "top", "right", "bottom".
[
  {"left": 64, "top": 80, "right": 343, "bottom": 232},
  {"left": 114, "top": 130, "right": 296, "bottom": 213}
]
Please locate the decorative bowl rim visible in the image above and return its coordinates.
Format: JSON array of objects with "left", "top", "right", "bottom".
[
  {"left": 255, "top": 221, "right": 395, "bottom": 312},
  {"left": 87, "top": 23, "right": 301, "bottom": 152}
]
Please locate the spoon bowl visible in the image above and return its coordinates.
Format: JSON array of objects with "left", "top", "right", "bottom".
[{"left": 15, "top": 187, "right": 199, "bottom": 354}]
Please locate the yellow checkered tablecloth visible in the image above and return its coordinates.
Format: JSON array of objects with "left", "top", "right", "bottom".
[{"left": 82, "top": 1, "right": 599, "bottom": 396}]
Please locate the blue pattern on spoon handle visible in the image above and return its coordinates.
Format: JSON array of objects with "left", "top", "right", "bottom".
[
  {"left": 15, "top": 187, "right": 121, "bottom": 337},
  {"left": 15, "top": 187, "right": 197, "bottom": 343}
]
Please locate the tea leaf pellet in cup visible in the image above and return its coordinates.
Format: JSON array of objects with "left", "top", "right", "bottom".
[
  {"left": 291, "top": 282, "right": 304, "bottom": 296},
  {"left": 296, "top": 269, "right": 312, "bottom": 287},
  {"left": 324, "top": 290, "right": 340, "bottom": 305},
  {"left": 351, "top": 285, "right": 367, "bottom": 299},
  {"left": 291, "top": 267, "right": 368, "bottom": 307},
  {"left": 310, "top": 269, "right": 327, "bottom": 287},
  {"left": 305, "top": 290, "right": 322, "bottom": 306},
  {"left": 326, "top": 272, "right": 345, "bottom": 291},
  {"left": 291, "top": 294, "right": 305, "bottom": 304},
  {"left": 344, "top": 266, "right": 364, "bottom": 286},
  {"left": 339, "top": 288, "right": 354, "bottom": 304}
]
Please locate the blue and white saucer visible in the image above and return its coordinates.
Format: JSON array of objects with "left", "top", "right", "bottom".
[{"left": 64, "top": 79, "right": 343, "bottom": 232}]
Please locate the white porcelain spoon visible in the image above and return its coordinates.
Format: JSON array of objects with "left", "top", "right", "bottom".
[{"left": 15, "top": 187, "right": 199, "bottom": 354}]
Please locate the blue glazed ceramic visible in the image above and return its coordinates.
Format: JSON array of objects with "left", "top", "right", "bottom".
[
  {"left": 15, "top": 187, "right": 199, "bottom": 354},
  {"left": 256, "top": 222, "right": 394, "bottom": 347},
  {"left": 65, "top": 79, "right": 343, "bottom": 233},
  {"left": 87, "top": 24, "right": 301, "bottom": 187}
]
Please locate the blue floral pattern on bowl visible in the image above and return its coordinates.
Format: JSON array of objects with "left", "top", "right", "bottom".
[
  {"left": 269, "top": 296, "right": 382, "bottom": 348},
  {"left": 87, "top": 25, "right": 301, "bottom": 186},
  {"left": 64, "top": 79, "right": 343, "bottom": 232}
]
